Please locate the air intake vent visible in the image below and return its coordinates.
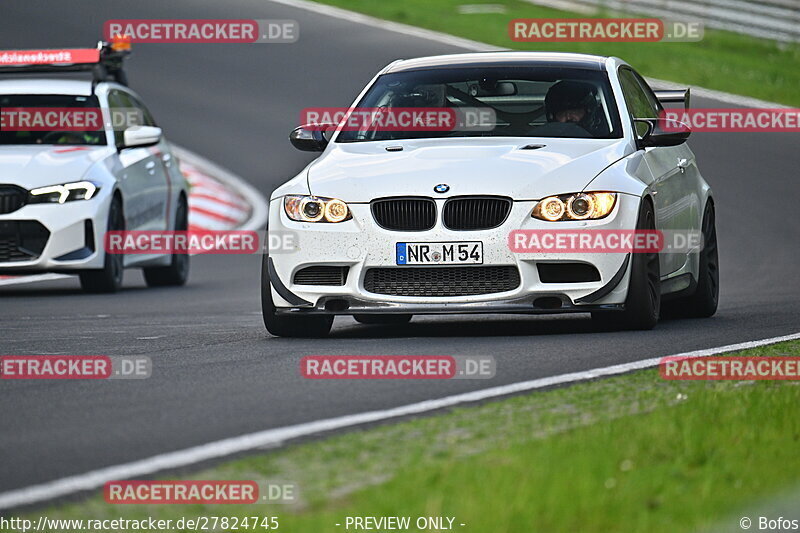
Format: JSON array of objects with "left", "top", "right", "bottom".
[
  {"left": 443, "top": 196, "right": 512, "bottom": 231},
  {"left": 364, "top": 266, "right": 520, "bottom": 297},
  {"left": 0, "top": 220, "right": 50, "bottom": 262},
  {"left": 371, "top": 197, "right": 436, "bottom": 231},
  {"left": 537, "top": 263, "right": 601, "bottom": 283},
  {"left": 293, "top": 266, "right": 349, "bottom": 286},
  {"left": 0, "top": 185, "right": 27, "bottom": 215}
]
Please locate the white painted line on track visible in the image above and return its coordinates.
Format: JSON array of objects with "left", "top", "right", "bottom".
[
  {"left": 267, "top": 0, "right": 789, "bottom": 109},
  {"left": 1, "top": 331, "right": 798, "bottom": 511}
]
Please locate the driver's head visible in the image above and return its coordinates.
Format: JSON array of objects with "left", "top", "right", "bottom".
[{"left": 545, "top": 81, "right": 597, "bottom": 124}]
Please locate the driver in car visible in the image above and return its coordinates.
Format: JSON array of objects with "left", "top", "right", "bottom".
[{"left": 543, "top": 80, "right": 609, "bottom": 137}]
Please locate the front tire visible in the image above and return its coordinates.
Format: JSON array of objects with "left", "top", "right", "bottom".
[
  {"left": 662, "top": 201, "right": 718, "bottom": 318},
  {"left": 143, "top": 196, "right": 190, "bottom": 287},
  {"left": 261, "top": 253, "right": 333, "bottom": 338},
  {"left": 592, "top": 198, "right": 660, "bottom": 330},
  {"left": 79, "top": 195, "right": 124, "bottom": 293}
]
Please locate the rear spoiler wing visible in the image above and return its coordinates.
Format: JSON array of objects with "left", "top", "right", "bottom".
[
  {"left": 654, "top": 88, "right": 690, "bottom": 110},
  {"left": 0, "top": 40, "right": 131, "bottom": 87}
]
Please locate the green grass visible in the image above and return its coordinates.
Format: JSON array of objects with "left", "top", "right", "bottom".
[
  {"left": 312, "top": 0, "right": 800, "bottom": 107},
  {"left": 20, "top": 340, "right": 800, "bottom": 532}
]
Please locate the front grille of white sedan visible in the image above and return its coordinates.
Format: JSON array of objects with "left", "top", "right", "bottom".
[
  {"left": 0, "top": 185, "right": 27, "bottom": 214},
  {"left": 442, "top": 196, "right": 512, "bottom": 230},
  {"left": 371, "top": 197, "right": 436, "bottom": 231},
  {"left": 370, "top": 196, "right": 512, "bottom": 232}
]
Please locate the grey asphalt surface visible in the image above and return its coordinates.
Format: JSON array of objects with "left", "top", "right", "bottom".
[{"left": 1, "top": 0, "right": 799, "bottom": 497}]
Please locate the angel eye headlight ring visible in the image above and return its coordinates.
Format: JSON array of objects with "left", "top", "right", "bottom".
[
  {"left": 567, "top": 194, "right": 595, "bottom": 220},
  {"left": 532, "top": 192, "right": 616, "bottom": 221},
  {"left": 284, "top": 195, "right": 352, "bottom": 223}
]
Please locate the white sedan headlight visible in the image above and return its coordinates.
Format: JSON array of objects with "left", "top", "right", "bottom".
[
  {"left": 532, "top": 192, "right": 616, "bottom": 221},
  {"left": 28, "top": 181, "right": 99, "bottom": 204},
  {"left": 284, "top": 195, "right": 351, "bottom": 223}
]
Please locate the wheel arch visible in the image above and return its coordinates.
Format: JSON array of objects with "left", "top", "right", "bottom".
[{"left": 110, "top": 187, "right": 125, "bottom": 230}]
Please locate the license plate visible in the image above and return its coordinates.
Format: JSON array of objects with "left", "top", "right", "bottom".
[{"left": 396, "top": 242, "right": 483, "bottom": 265}]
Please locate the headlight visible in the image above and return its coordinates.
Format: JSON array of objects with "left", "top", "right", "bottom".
[
  {"left": 532, "top": 192, "right": 616, "bottom": 221},
  {"left": 29, "top": 181, "right": 99, "bottom": 204},
  {"left": 284, "top": 195, "right": 351, "bottom": 223}
]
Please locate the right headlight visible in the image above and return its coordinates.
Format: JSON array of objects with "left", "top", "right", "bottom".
[
  {"left": 284, "top": 195, "right": 351, "bottom": 223},
  {"left": 532, "top": 192, "right": 616, "bottom": 221}
]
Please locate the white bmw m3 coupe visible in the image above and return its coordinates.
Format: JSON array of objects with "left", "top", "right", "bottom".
[{"left": 262, "top": 52, "right": 718, "bottom": 337}]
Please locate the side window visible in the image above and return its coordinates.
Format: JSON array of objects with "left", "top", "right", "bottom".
[
  {"left": 108, "top": 90, "right": 158, "bottom": 147},
  {"left": 106, "top": 89, "right": 130, "bottom": 148},
  {"left": 630, "top": 69, "right": 663, "bottom": 116},
  {"left": 618, "top": 68, "right": 658, "bottom": 120},
  {"left": 127, "top": 94, "right": 157, "bottom": 127}
]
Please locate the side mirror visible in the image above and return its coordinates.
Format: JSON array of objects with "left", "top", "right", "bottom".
[
  {"left": 123, "top": 125, "right": 162, "bottom": 149},
  {"left": 289, "top": 124, "right": 331, "bottom": 152},
  {"left": 634, "top": 118, "right": 691, "bottom": 148}
]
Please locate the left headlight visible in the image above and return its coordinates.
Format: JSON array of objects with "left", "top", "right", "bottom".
[
  {"left": 532, "top": 192, "right": 616, "bottom": 221},
  {"left": 28, "top": 181, "right": 99, "bottom": 204},
  {"left": 284, "top": 195, "right": 352, "bottom": 223}
]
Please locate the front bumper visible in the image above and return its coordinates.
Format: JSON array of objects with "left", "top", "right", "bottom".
[
  {"left": 0, "top": 189, "right": 112, "bottom": 273},
  {"left": 276, "top": 293, "right": 624, "bottom": 315},
  {"left": 267, "top": 193, "right": 642, "bottom": 314}
]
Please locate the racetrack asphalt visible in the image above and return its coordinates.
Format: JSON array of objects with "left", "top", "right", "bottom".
[{"left": 1, "top": 0, "right": 799, "bottom": 499}]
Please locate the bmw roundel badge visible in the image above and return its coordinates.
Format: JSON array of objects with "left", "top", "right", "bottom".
[{"left": 434, "top": 184, "right": 450, "bottom": 193}]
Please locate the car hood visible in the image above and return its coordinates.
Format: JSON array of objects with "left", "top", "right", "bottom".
[
  {"left": 307, "top": 137, "right": 631, "bottom": 202},
  {"left": 0, "top": 145, "right": 113, "bottom": 189}
]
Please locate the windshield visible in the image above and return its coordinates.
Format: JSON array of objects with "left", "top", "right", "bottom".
[
  {"left": 0, "top": 94, "right": 106, "bottom": 146},
  {"left": 336, "top": 66, "right": 623, "bottom": 143}
]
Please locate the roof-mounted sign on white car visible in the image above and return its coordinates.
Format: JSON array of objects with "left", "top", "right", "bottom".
[{"left": 0, "top": 38, "right": 132, "bottom": 87}]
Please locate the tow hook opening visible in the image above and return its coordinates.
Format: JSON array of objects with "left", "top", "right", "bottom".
[
  {"left": 324, "top": 299, "right": 350, "bottom": 312},
  {"left": 533, "top": 297, "right": 563, "bottom": 310}
]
